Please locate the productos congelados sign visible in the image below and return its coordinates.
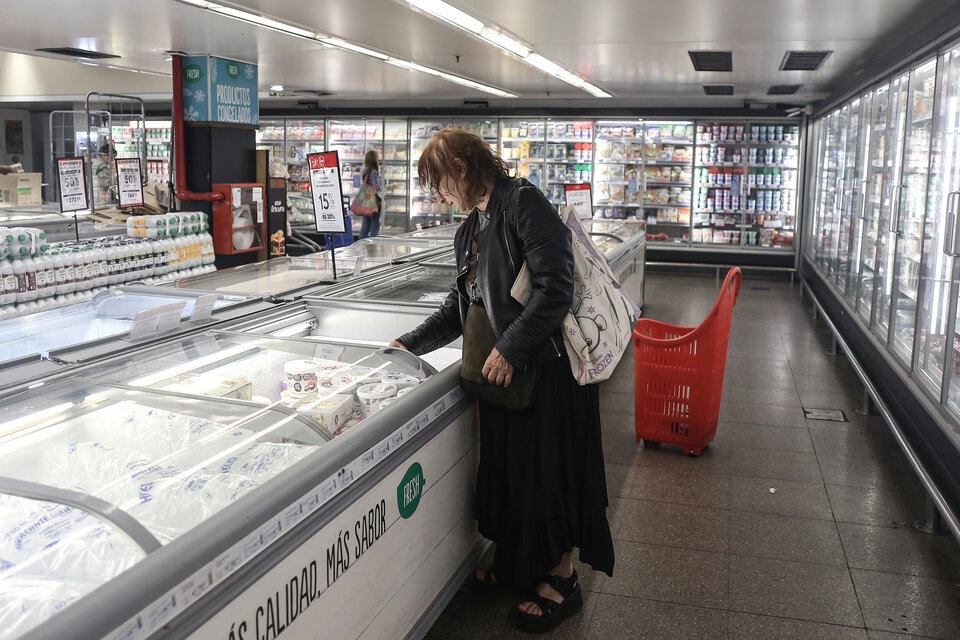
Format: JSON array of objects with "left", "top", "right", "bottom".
[{"left": 181, "top": 55, "right": 258, "bottom": 127}]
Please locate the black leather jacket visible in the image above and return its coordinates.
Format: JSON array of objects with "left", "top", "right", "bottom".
[{"left": 396, "top": 176, "right": 573, "bottom": 370}]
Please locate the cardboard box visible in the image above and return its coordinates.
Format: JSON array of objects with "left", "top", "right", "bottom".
[{"left": 0, "top": 173, "right": 42, "bottom": 207}]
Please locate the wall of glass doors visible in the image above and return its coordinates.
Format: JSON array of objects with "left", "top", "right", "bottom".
[
  {"left": 805, "top": 49, "right": 960, "bottom": 428},
  {"left": 257, "top": 115, "right": 803, "bottom": 252}
]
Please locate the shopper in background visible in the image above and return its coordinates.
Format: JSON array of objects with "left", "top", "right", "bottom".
[
  {"left": 389, "top": 127, "right": 614, "bottom": 633},
  {"left": 93, "top": 142, "right": 117, "bottom": 208},
  {"left": 358, "top": 149, "right": 383, "bottom": 239}
]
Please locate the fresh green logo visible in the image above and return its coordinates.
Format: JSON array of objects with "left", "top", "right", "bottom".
[
  {"left": 227, "top": 62, "right": 240, "bottom": 79},
  {"left": 184, "top": 64, "right": 203, "bottom": 83},
  {"left": 397, "top": 462, "right": 425, "bottom": 519}
]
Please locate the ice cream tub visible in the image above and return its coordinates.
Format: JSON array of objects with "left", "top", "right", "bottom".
[
  {"left": 396, "top": 387, "right": 414, "bottom": 398},
  {"left": 380, "top": 373, "right": 421, "bottom": 390},
  {"left": 379, "top": 397, "right": 398, "bottom": 410},
  {"left": 284, "top": 359, "right": 320, "bottom": 395},
  {"left": 356, "top": 383, "right": 397, "bottom": 417}
]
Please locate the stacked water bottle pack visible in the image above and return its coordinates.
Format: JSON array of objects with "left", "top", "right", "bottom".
[{"left": 0, "top": 215, "right": 216, "bottom": 319}]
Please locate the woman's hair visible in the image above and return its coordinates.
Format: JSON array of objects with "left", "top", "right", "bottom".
[
  {"left": 362, "top": 148, "right": 379, "bottom": 178},
  {"left": 418, "top": 127, "right": 509, "bottom": 208}
]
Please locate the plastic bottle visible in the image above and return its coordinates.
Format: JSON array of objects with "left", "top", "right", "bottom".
[
  {"left": 0, "top": 258, "right": 14, "bottom": 306},
  {"left": 71, "top": 248, "right": 89, "bottom": 293},
  {"left": 34, "top": 251, "right": 55, "bottom": 300}
]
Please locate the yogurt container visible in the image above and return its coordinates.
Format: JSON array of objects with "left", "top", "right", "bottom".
[
  {"left": 284, "top": 359, "right": 319, "bottom": 395},
  {"left": 380, "top": 373, "right": 421, "bottom": 390},
  {"left": 356, "top": 383, "right": 397, "bottom": 417}
]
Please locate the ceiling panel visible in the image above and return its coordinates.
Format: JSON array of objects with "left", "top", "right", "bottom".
[{"left": 0, "top": 0, "right": 954, "bottom": 104}]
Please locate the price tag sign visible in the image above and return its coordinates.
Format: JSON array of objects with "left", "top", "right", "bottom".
[
  {"left": 57, "top": 157, "right": 88, "bottom": 212},
  {"left": 564, "top": 183, "right": 593, "bottom": 219},
  {"left": 307, "top": 151, "right": 347, "bottom": 234},
  {"left": 155, "top": 301, "right": 188, "bottom": 334},
  {"left": 251, "top": 186, "right": 264, "bottom": 223},
  {"left": 189, "top": 294, "right": 219, "bottom": 323},
  {"left": 116, "top": 158, "right": 144, "bottom": 208}
]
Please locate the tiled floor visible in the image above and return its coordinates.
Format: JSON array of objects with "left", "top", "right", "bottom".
[{"left": 425, "top": 271, "right": 960, "bottom": 639}]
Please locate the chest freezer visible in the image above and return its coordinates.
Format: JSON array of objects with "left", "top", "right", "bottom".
[
  {"left": 169, "top": 255, "right": 392, "bottom": 299},
  {"left": 322, "top": 263, "right": 458, "bottom": 306},
  {"left": 1, "top": 329, "right": 480, "bottom": 640},
  {"left": 401, "top": 225, "right": 460, "bottom": 240},
  {"left": 310, "top": 237, "right": 451, "bottom": 264},
  {"left": 0, "top": 287, "right": 264, "bottom": 388}
]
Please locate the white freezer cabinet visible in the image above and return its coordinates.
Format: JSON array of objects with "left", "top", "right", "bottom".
[
  {"left": 1, "top": 329, "right": 480, "bottom": 640},
  {"left": 0, "top": 287, "right": 265, "bottom": 389}
]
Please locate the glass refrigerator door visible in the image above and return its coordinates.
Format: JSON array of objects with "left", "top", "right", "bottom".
[
  {"left": 381, "top": 119, "right": 410, "bottom": 233},
  {"left": 543, "top": 119, "right": 594, "bottom": 211},
  {"left": 501, "top": 118, "right": 545, "bottom": 189},
  {"left": 807, "top": 117, "right": 828, "bottom": 265},
  {"left": 744, "top": 122, "right": 801, "bottom": 250},
  {"left": 916, "top": 50, "right": 960, "bottom": 397},
  {"left": 409, "top": 119, "right": 457, "bottom": 226},
  {"left": 888, "top": 59, "right": 938, "bottom": 364},
  {"left": 283, "top": 119, "right": 326, "bottom": 201},
  {"left": 857, "top": 83, "right": 893, "bottom": 321},
  {"left": 872, "top": 73, "right": 911, "bottom": 340},
  {"left": 815, "top": 111, "right": 842, "bottom": 276},
  {"left": 328, "top": 118, "right": 368, "bottom": 235},
  {"left": 833, "top": 108, "right": 857, "bottom": 283},
  {"left": 843, "top": 94, "right": 874, "bottom": 302},
  {"left": 643, "top": 121, "right": 693, "bottom": 241},
  {"left": 594, "top": 120, "right": 642, "bottom": 221},
  {"left": 694, "top": 122, "right": 748, "bottom": 247}
]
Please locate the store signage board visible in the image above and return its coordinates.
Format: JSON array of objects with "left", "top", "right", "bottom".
[
  {"left": 307, "top": 151, "right": 347, "bottom": 234},
  {"left": 116, "top": 158, "right": 144, "bottom": 208},
  {"left": 564, "top": 183, "right": 593, "bottom": 219},
  {"left": 182, "top": 55, "right": 258, "bottom": 126},
  {"left": 57, "top": 157, "right": 88, "bottom": 212}
]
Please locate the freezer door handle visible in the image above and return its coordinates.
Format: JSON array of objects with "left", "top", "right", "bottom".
[
  {"left": 944, "top": 191, "right": 960, "bottom": 256},
  {"left": 856, "top": 178, "right": 867, "bottom": 220},
  {"left": 890, "top": 184, "right": 907, "bottom": 234}
]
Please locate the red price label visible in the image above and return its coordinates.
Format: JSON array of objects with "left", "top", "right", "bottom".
[{"left": 308, "top": 152, "right": 338, "bottom": 171}]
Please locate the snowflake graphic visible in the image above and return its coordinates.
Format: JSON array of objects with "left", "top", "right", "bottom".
[
  {"left": 194, "top": 89, "right": 206, "bottom": 104},
  {"left": 183, "top": 87, "right": 193, "bottom": 98},
  {"left": 568, "top": 327, "right": 577, "bottom": 336},
  {"left": 185, "top": 106, "right": 201, "bottom": 120},
  {"left": 244, "top": 64, "right": 255, "bottom": 80},
  {"left": 587, "top": 305, "right": 596, "bottom": 314}
]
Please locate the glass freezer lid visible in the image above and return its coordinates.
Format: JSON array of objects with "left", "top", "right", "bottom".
[
  {"left": 335, "top": 265, "right": 457, "bottom": 303},
  {"left": 87, "top": 331, "right": 433, "bottom": 439},
  {"left": 170, "top": 255, "right": 388, "bottom": 296},
  {"left": 310, "top": 237, "right": 448, "bottom": 262},
  {"left": 0, "top": 289, "right": 241, "bottom": 366},
  {"left": 406, "top": 225, "right": 460, "bottom": 238},
  {"left": 585, "top": 219, "right": 646, "bottom": 239}
]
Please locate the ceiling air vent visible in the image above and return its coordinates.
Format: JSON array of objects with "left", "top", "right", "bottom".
[
  {"left": 688, "top": 50, "right": 733, "bottom": 72},
  {"left": 780, "top": 51, "right": 831, "bottom": 71},
  {"left": 703, "top": 84, "right": 735, "bottom": 96},
  {"left": 768, "top": 84, "right": 803, "bottom": 95},
  {"left": 36, "top": 47, "right": 120, "bottom": 60}
]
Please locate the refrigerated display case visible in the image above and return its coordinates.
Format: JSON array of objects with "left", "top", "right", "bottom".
[
  {"left": 0, "top": 322, "right": 479, "bottom": 640},
  {"left": 380, "top": 119, "right": 410, "bottom": 233},
  {"left": 500, "top": 118, "right": 545, "bottom": 188},
  {"left": 169, "top": 255, "right": 392, "bottom": 298},
  {"left": 409, "top": 120, "right": 459, "bottom": 226},
  {"left": 694, "top": 121, "right": 748, "bottom": 247},
  {"left": 592, "top": 120, "right": 640, "bottom": 221},
  {"left": 641, "top": 121, "right": 693, "bottom": 243},
  {"left": 803, "top": 46, "right": 960, "bottom": 545},
  {"left": 543, "top": 119, "right": 594, "bottom": 209},
  {"left": 282, "top": 119, "right": 327, "bottom": 198},
  {"left": 744, "top": 122, "right": 800, "bottom": 249}
]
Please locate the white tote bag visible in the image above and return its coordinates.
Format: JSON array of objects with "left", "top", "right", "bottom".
[{"left": 511, "top": 206, "right": 641, "bottom": 385}]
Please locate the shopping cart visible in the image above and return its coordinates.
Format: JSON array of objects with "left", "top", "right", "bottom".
[{"left": 632, "top": 267, "right": 741, "bottom": 455}]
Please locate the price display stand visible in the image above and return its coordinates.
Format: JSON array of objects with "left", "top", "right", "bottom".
[
  {"left": 116, "top": 157, "right": 145, "bottom": 208},
  {"left": 564, "top": 183, "right": 593, "bottom": 219},
  {"left": 57, "top": 156, "right": 88, "bottom": 242},
  {"left": 307, "top": 151, "right": 347, "bottom": 280}
]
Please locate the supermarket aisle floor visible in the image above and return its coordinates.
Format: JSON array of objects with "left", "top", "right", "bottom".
[{"left": 424, "top": 270, "right": 960, "bottom": 639}]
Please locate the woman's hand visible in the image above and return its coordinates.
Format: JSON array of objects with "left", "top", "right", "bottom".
[
  {"left": 482, "top": 347, "right": 515, "bottom": 387},
  {"left": 389, "top": 340, "right": 408, "bottom": 350}
]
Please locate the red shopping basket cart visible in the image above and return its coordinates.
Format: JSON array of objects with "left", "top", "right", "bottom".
[{"left": 632, "top": 268, "right": 741, "bottom": 455}]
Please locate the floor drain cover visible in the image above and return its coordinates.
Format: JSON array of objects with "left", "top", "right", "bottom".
[
  {"left": 803, "top": 408, "right": 847, "bottom": 422},
  {"left": 751, "top": 285, "right": 771, "bottom": 291}
]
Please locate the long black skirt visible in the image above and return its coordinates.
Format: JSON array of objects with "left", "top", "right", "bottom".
[{"left": 474, "top": 353, "right": 615, "bottom": 588}]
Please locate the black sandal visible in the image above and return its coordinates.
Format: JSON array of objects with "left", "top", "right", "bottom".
[
  {"left": 472, "top": 567, "right": 506, "bottom": 594},
  {"left": 515, "top": 570, "right": 583, "bottom": 633}
]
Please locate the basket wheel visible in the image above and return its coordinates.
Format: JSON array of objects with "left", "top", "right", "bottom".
[{"left": 641, "top": 438, "right": 660, "bottom": 448}]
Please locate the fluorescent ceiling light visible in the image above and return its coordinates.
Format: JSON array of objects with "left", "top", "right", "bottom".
[
  {"left": 210, "top": 5, "right": 316, "bottom": 39},
  {"left": 320, "top": 37, "right": 389, "bottom": 60},
  {"left": 387, "top": 58, "right": 441, "bottom": 75},
  {"left": 523, "top": 53, "right": 565, "bottom": 76},
  {"left": 479, "top": 27, "right": 530, "bottom": 57},
  {"left": 581, "top": 83, "right": 612, "bottom": 98},
  {"left": 406, "top": 0, "right": 483, "bottom": 34},
  {"left": 438, "top": 72, "right": 516, "bottom": 97},
  {"left": 178, "top": 0, "right": 218, "bottom": 6},
  {"left": 270, "top": 84, "right": 284, "bottom": 91}
]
